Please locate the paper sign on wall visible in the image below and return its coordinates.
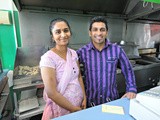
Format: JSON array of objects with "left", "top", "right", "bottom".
[{"left": 0, "top": 11, "right": 11, "bottom": 25}]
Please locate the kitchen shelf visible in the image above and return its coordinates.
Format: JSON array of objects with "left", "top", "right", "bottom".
[
  {"left": 13, "top": 77, "right": 44, "bottom": 120},
  {"left": 12, "top": 47, "right": 47, "bottom": 119},
  {"left": 14, "top": 97, "right": 45, "bottom": 120},
  {"left": 120, "top": 44, "right": 139, "bottom": 47},
  {"left": 139, "top": 52, "right": 160, "bottom": 55},
  {"left": 18, "top": 97, "right": 39, "bottom": 113},
  {"left": 0, "top": 93, "right": 9, "bottom": 115},
  {"left": 0, "top": 74, "right": 13, "bottom": 120},
  {"left": 13, "top": 81, "right": 44, "bottom": 90}
]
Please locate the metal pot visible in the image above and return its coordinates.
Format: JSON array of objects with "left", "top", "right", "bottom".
[{"left": 120, "top": 40, "right": 126, "bottom": 45}]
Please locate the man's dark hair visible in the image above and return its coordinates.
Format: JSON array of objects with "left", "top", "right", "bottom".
[{"left": 89, "top": 16, "right": 108, "bottom": 31}]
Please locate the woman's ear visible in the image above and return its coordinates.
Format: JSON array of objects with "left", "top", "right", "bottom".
[
  {"left": 89, "top": 31, "right": 91, "bottom": 37},
  {"left": 51, "top": 35, "right": 55, "bottom": 43}
]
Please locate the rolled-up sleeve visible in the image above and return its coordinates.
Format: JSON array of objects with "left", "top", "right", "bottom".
[{"left": 119, "top": 48, "right": 137, "bottom": 93}]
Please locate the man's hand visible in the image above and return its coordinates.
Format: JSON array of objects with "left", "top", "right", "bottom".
[{"left": 121, "top": 92, "right": 136, "bottom": 99}]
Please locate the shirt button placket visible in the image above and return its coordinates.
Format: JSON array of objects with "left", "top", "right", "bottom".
[{"left": 100, "top": 95, "right": 103, "bottom": 103}]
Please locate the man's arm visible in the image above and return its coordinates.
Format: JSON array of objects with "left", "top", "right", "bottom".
[{"left": 119, "top": 47, "right": 137, "bottom": 99}]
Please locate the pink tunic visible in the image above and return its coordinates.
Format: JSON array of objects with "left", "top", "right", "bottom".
[{"left": 39, "top": 48, "right": 83, "bottom": 120}]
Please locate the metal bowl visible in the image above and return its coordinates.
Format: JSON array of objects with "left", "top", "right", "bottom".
[{"left": 120, "top": 40, "right": 126, "bottom": 45}]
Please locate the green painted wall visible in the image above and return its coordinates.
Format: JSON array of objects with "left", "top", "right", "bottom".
[
  {"left": 0, "top": 10, "right": 18, "bottom": 70},
  {"left": 144, "top": 0, "right": 160, "bottom": 4},
  {"left": 13, "top": 11, "right": 22, "bottom": 47}
]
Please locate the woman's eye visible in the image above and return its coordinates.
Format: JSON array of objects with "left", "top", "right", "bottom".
[
  {"left": 55, "top": 30, "right": 61, "bottom": 34},
  {"left": 64, "top": 29, "right": 69, "bottom": 33}
]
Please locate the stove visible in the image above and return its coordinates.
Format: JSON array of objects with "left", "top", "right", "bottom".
[{"left": 117, "top": 56, "right": 160, "bottom": 97}]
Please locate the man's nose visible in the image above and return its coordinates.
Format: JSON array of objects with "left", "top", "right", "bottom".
[{"left": 97, "top": 30, "right": 102, "bottom": 35}]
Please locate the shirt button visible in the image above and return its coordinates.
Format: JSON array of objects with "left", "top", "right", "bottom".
[{"left": 100, "top": 95, "right": 102, "bottom": 97}]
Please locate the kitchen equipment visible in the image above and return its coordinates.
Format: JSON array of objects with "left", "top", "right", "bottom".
[
  {"left": 130, "top": 86, "right": 160, "bottom": 120},
  {"left": 119, "top": 41, "right": 140, "bottom": 59},
  {"left": 120, "top": 40, "right": 126, "bottom": 45},
  {"left": 138, "top": 48, "right": 157, "bottom": 57},
  {"left": 13, "top": 46, "right": 47, "bottom": 119},
  {"left": 116, "top": 45, "right": 160, "bottom": 96},
  {"left": 136, "top": 86, "right": 160, "bottom": 116}
]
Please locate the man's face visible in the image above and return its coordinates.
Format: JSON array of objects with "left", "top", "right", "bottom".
[{"left": 89, "top": 22, "right": 108, "bottom": 45}]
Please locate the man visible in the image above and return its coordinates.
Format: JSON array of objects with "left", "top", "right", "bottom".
[{"left": 77, "top": 16, "right": 137, "bottom": 107}]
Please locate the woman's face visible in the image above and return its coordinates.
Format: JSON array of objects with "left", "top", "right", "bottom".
[{"left": 51, "top": 21, "right": 71, "bottom": 46}]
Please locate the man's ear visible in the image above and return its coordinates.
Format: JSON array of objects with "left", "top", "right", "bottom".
[{"left": 105, "top": 31, "right": 108, "bottom": 37}]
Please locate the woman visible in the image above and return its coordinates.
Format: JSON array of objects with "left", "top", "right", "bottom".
[{"left": 39, "top": 18, "right": 86, "bottom": 120}]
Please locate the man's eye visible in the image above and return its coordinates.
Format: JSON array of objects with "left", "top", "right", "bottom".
[
  {"left": 100, "top": 28, "right": 106, "bottom": 32},
  {"left": 92, "top": 28, "right": 97, "bottom": 31}
]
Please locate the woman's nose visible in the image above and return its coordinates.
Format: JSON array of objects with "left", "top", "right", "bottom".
[{"left": 61, "top": 32, "right": 66, "bottom": 37}]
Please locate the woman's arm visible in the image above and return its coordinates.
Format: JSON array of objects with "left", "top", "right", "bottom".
[
  {"left": 41, "top": 67, "right": 82, "bottom": 112},
  {"left": 77, "top": 62, "right": 87, "bottom": 109}
]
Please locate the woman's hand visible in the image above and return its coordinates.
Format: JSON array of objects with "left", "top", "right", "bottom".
[
  {"left": 81, "top": 97, "right": 87, "bottom": 109},
  {"left": 71, "top": 106, "right": 82, "bottom": 113}
]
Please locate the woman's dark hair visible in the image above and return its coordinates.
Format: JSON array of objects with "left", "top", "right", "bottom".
[
  {"left": 49, "top": 18, "right": 72, "bottom": 36},
  {"left": 89, "top": 16, "right": 108, "bottom": 31}
]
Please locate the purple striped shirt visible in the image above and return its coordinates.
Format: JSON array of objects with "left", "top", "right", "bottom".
[{"left": 77, "top": 40, "right": 137, "bottom": 106}]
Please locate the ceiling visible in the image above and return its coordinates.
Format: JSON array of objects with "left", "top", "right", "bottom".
[{"left": 13, "top": 0, "right": 160, "bottom": 23}]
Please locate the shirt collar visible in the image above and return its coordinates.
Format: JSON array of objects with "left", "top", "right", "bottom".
[{"left": 87, "top": 39, "right": 111, "bottom": 50}]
